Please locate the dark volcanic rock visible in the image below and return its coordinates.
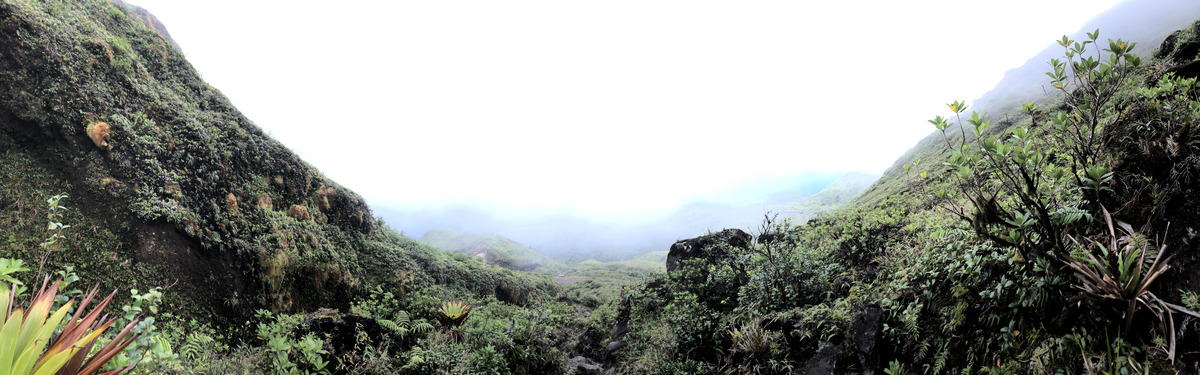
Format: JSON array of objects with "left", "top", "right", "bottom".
[
  {"left": 1158, "top": 31, "right": 1181, "bottom": 59},
  {"left": 803, "top": 341, "right": 844, "bottom": 375},
  {"left": 1172, "top": 40, "right": 1200, "bottom": 63},
  {"left": 603, "top": 320, "right": 631, "bottom": 358},
  {"left": 852, "top": 306, "right": 884, "bottom": 374},
  {"left": 665, "top": 228, "right": 751, "bottom": 272},
  {"left": 299, "top": 308, "right": 388, "bottom": 361},
  {"left": 1168, "top": 59, "right": 1200, "bottom": 79},
  {"left": 566, "top": 356, "right": 604, "bottom": 375}
]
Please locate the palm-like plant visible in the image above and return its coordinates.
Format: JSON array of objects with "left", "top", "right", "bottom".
[
  {"left": 1, "top": 277, "right": 141, "bottom": 375},
  {"left": 1066, "top": 206, "right": 1200, "bottom": 361}
]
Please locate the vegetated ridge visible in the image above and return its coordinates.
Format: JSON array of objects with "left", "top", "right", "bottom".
[
  {"left": 594, "top": 7, "right": 1200, "bottom": 375},
  {"left": 784, "top": 171, "right": 879, "bottom": 221},
  {"left": 0, "top": 0, "right": 559, "bottom": 337},
  {"left": 419, "top": 228, "right": 560, "bottom": 272},
  {"left": 858, "top": 0, "right": 1200, "bottom": 206},
  {"left": 5, "top": 0, "right": 1200, "bottom": 373}
]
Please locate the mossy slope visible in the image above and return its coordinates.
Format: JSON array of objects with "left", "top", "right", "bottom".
[{"left": 0, "top": 0, "right": 558, "bottom": 330}]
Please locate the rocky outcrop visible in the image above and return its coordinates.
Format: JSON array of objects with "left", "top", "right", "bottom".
[
  {"left": 852, "top": 306, "right": 884, "bottom": 374},
  {"left": 606, "top": 230, "right": 753, "bottom": 364},
  {"left": 665, "top": 228, "right": 751, "bottom": 272},
  {"left": 803, "top": 341, "right": 844, "bottom": 375},
  {"left": 566, "top": 356, "right": 604, "bottom": 375},
  {"left": 299, "top": 309, "right": 390, "bottom": 361}
]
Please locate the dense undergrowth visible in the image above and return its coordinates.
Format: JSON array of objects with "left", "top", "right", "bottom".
[
  {"left": 603, "top": 23, "right": 1200, "bottom": 375},
  {"left": 0, "top": 0, "right": 616, "bottom": 373},
  {"left": 5, "top": 0, "right": 1200, "bottom": 373}
]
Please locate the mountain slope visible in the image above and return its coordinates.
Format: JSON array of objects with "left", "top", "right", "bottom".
[
  {"left": 0, "top": 0, "right": 558, "bottom": 329},
  {"left": 419, "top": 228, "right": 561, "bottom": 272},
  {"left": 972, "top": 0, "right": 1200, "bottom": 113},
  {"left": 857, "top": 0, "right": 1200, "bottom": 206},
  {"left": 785, "top": 171, "right": 878, "bottom": 220},
  {"left": 605, "top": 14, "right": 1200, "bottom": 373}
]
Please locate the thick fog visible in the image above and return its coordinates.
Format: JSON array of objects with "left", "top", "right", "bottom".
[
  {"left": 375, "top": 171, "right": 843, "bottom": 260},
  {"left": 972, "top": 0, "right": 1200, "bottom": 113},
  {"left": 120, "top": 0, "right": 1137, "bottom": 260}
]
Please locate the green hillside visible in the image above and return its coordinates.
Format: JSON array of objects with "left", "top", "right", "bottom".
[
  {"left": 857, "top": 0, "right": 1200, "bottom": 208},
  {"left": 786, "top": 171, "right": 879, "bottom": 220},
  {"left": 0, "top": 1, "right": 583, "bottom": 373},
  {"left": 419, "top": 228, "right": 561, "bottom": 272},
  {"left": 601, "top": 17, "right": 1200, "bottom": 375},
  {"left": 5, "top": 0, "right": 1200, "bottom": 374}
]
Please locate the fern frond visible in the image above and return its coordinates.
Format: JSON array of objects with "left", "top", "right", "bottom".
[
  {"left": 394, "top": 310, "right": 411, "bottom": 326},
  {"left": 1051, "top": 207, "right": 1093, "bottom": 227},
  {"left": 378, "top": 319, "right": 410, "bottom": 338},
  {"left": 932, "top": 341, "right": 948, "bottom": 374},
  {"left": 413, "top": 320, "right": 433, "bottom": 335},
  {"left": 180, "top": 332, "right": 216, "bottom": 362}
]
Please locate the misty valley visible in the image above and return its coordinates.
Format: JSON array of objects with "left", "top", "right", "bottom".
[{"left": 5, "top": 0, "right": 1200, "bottom": 374}]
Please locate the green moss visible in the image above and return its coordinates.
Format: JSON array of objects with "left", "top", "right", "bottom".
[{"left": 0, "top": 0, "right": 570, "bottom": 340}]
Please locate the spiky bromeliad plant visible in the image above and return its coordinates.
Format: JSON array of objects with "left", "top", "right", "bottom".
[
  {"left": 1, "top": 277, "right": 141, "bottom": 375},
  {"left": 434, "top": 301, "right": 471, "bottom": 341},
  {"left": 435, "top": 301, "right": 471, "bottom": 328},
  {"left": 726, "top": 319, "right": 780, "bottom": 373},
  {"left": 1066, "top": 206, "right": 1200, "bottom": 361}
]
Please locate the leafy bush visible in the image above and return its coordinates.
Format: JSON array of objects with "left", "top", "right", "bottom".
[{"left": 254, "top": 310, "right": 331, "bottom": 375}]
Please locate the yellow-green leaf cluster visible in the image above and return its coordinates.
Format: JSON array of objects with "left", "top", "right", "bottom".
[{"left": 0, "top": 279, "right": 141, "bottom": 375}]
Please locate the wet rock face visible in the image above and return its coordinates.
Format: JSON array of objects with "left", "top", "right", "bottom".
[
  {"left": 665, "top": 228, "right": 751, "bottom": 272},
  {"left": 852, "top": 306, "right": 884, "bottom": 374},
  {"left": 852, "top": 306, "right": 883, "bottom": 354},
  {"left": 1171, "top": 41, "right": 1200, "bottom": 63},
  {"left": 803, "top": 341, "right": 844, "bottom": 375},
  {"left": 299, "top": 309, "right": 389, "bottom": 360}
]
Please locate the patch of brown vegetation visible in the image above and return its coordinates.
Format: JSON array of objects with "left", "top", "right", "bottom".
[
  {"left": 85, "top": 121, "right": 110, "bottom": 150},
  {"left": 89, "top": 38, "right": 114, "bottom": 61},
  {"left": 256, "top": 194, "right": 273, "bottom": 210},
  {"left": 288, "top": 205, "right": 310, "bottom": 221},
  {"left": 226, "top": 193, "right": 238, "bottom": 213},
  {"left": 316, "top": 186, "right": 335, "bottom": 212},
  {"left": 165, "top": 182, "right": 181, "bottom": 199}
]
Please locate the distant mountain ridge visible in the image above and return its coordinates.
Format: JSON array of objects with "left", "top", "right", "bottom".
[
  {"left": 382, "top": 171, "right": 854, "bottom": 260},
  {"left": 783, "top": 171, "right": 879, "bottom": 221},
  {"left": 419, "top": 228, "right": 558, "bottom": 272}
]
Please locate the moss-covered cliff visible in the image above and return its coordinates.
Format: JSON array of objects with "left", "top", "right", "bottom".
[{"left": 0, "top": 0, "right": 559, "bottom": 332}]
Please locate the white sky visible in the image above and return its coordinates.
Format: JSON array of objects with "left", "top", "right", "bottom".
[{"left": 128, "top": 0, "right": 1122, "bottom": 215}]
